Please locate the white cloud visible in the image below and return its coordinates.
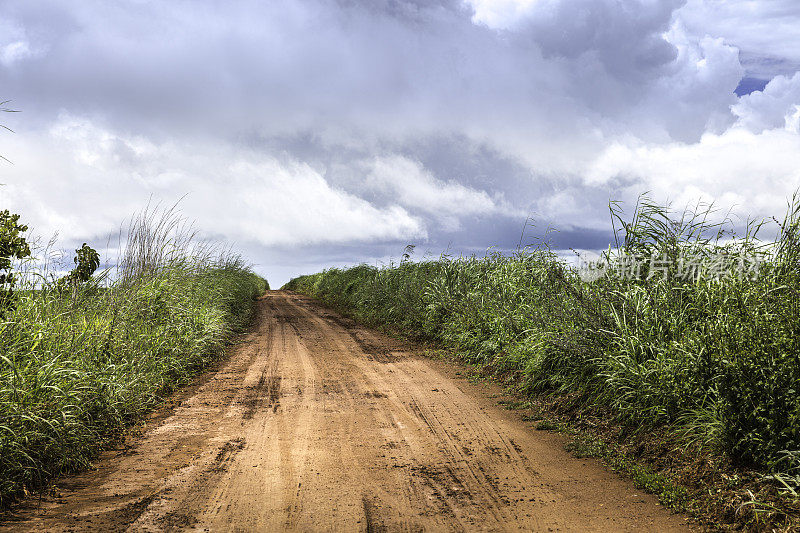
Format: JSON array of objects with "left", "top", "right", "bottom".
[
  {"left": 467, "top": 0, "right": 539, "bottom": 29},
  {"left": 0, "top": 17, "right": 40, "bottom": 67},
  {"left": 786, "top": 106, "right": 800, "bottom": 134},
  {"left": 362, "top": 155, "right": 517, "bottom": 231},
  {"left": 0, "top": 116, "right": 426, "bottom": 247},
  {"left": 732, "top": 72, "right": 800, "bottom": 132},
  {"left": 585, "top": 124, "right": 800, "bottom": 220},
  {"left": 636, "top": 23, "right": 742, "bottom": 141},
  {"left": 207, "top": 159, "right": 427, "bottom": 246},
  {"left": 1, "top": 40, "right": 33, "bottom": 67},
  {"left": 678, "top": 0, "right": 800, "bottom": 78}
]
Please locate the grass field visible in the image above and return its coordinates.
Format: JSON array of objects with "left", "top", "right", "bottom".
[
  {"left": 0, "top": 208, "right": 267, "bottom": 505},
  {"left": 285, "top": 196, "right": 800, "bottom": 525}
]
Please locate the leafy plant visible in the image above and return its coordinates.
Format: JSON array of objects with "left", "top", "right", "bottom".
[
  {"left": 61, "top": 243, "right": 101, "bottom": 286},
  {"left": 0, "top": 209, "right": 31, "bottom": 309}
]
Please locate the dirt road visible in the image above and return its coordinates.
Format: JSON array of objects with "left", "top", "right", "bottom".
[{"left": 1, "top": 291, "right": 691, "bottom": 532}]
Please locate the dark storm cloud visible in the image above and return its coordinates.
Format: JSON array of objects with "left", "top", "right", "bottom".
[
  {"left": 507, "top": 0, "right": 683, "bottom": 78},
  {"left": 0, "top": 0, "right": 729, "bottom": 141}
]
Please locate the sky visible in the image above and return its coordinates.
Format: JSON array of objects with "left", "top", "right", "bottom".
[{"left": 1, "top": 0, "right": 800, "bottom": 286}]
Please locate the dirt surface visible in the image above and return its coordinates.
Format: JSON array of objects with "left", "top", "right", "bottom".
[{"left": 0, "top": 291, "right": 693, "bottom": 532}]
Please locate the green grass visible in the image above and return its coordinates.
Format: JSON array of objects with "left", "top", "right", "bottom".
[
  {"left": 284, "top": 194, "right": 800, "bottom": 491},
  {"left": 0, "top": 207, "right": 267, "bottom": 505}
]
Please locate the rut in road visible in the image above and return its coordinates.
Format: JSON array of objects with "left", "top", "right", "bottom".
[{"left": 0, "top": 291, "right": 692, "bottom": 532}]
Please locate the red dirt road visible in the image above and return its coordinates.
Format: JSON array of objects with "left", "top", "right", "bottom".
[{"left": 0, "top": 291, "right": 692, "bottom": 532}]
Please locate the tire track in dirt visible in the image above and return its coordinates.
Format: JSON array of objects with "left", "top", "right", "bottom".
[{"left": 0, "top": 291, "right": 693, "bottom": 532}]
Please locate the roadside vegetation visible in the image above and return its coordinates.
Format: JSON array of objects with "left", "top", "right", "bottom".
[
  {"left": 0, "top": 206, "right": 267, "bottom": 506},
  {"left": 285, "top": 195, "right": 800, "bottom": 530}
]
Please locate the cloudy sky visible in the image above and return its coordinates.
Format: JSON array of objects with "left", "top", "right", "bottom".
[{"left": 2, "top": 0, "right": 800, "bottom": 285}]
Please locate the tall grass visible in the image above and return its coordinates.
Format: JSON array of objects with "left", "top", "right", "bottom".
[
  {"left": 285, "top": 195, "right": 800, "bottom": 478},
  {"left": 0, "top": 207, "right": 267, "bottom": 505}
]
